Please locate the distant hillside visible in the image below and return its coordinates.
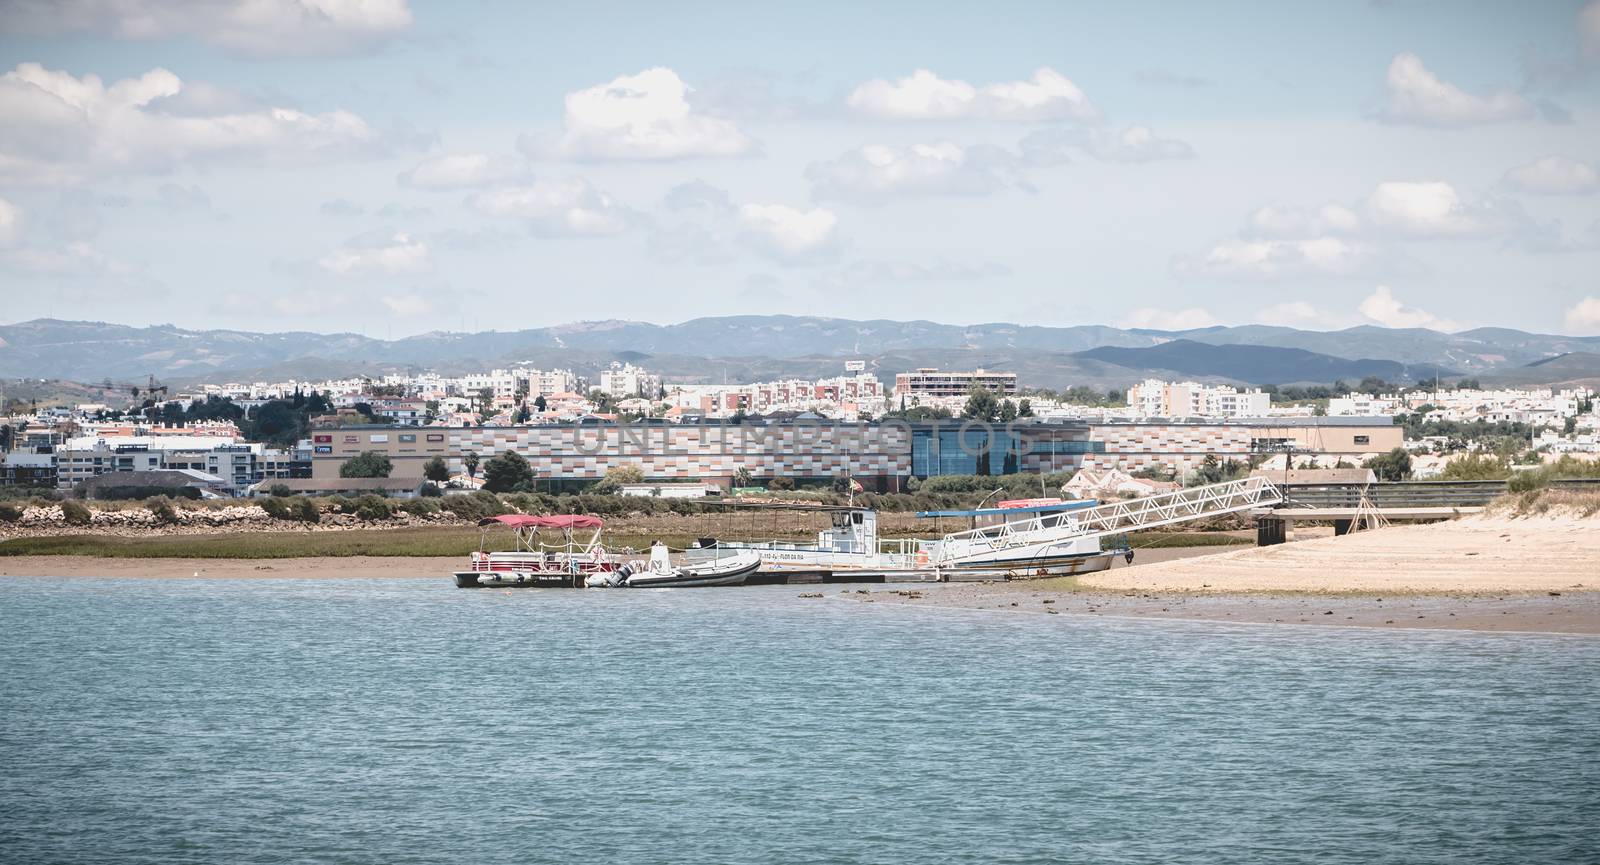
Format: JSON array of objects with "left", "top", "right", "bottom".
[
  {"left": 1480, "top": 352, "right": 1600, "bottom": 387},
  {"left": 1, "top": 316, "right": 1592, "bottom": 389},
  {"left": 1073, "top": 340, "right": 1459, "bottom": 385}
]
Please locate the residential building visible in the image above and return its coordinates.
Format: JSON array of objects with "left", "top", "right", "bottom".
[
  {"left": 1126, "top": 379, "right": 1271, "bottom": 418},
  {"left": 894, "top": 368, "right": 1019, "bottom": 399},
  {"left": 598, "top": 363, "right": 662, "bottom": 399}
]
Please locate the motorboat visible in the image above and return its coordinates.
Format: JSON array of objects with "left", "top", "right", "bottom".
[
  {"left": 594, "top": 541, "right": 761, "bottom": 588},
  {"left": 452, "top": 514, "right": 620, "bottom": 588}
]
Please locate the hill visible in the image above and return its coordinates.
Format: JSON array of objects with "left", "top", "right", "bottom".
[{"left": 1072, "top": 340, "right": 1459, "bottom": 385}]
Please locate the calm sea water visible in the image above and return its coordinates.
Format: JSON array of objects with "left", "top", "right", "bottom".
[{"left": 1, "top": 576, "right": 1597, "bottom": 865}]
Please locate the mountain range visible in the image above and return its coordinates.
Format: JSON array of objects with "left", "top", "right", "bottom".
[{"left": 2, "top": 317, "right": 1598, "bottom": 391}]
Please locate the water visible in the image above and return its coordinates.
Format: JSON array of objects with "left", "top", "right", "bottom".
[{"left": 2, "top": 577, "right": 1597, "bottom": 865}]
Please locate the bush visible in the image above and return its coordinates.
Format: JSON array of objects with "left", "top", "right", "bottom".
[
  {"left": 591, "top": 465, "right": 645, "bottom": 494},
  {"left": 353, "top": 495, "right": 393, "bottom": 521},
  {"left": 442, "top": 490, "right": 507, "bottom": 522},
  {"left": 419, "top": 482, "right": 442, "bottom": 498},
  {"left": 340, "top": 451, "right": 393, "bottom": 479},
  {"left": 767, "top": 476, "right": 795, "bottom": 491},
  {"left": 481, "top": 451, "right": 534, "bottom": 493},
  {"left": 145, "top": 496, "right": 178, "bottom": 525},
  {"left": 260, "top": 497, "right": 293, "bottom": 520},
  {"left": 0, "top": 502, "right": 22, "bottom": 522},
  {"left": 401, "top": 498, "right": 441, "bottom": 517},
  {"left": 268, "top": 483, "right": 293, "bottom": 498},
  {"left": 293, "top": 497, "right": 320, "bottom": 523},
  {"left": 1507, "top": 468, "right": 1550, "bottom": 493},
  {"left": 60, "top": 499, "right": 92, "bottom": 526}
]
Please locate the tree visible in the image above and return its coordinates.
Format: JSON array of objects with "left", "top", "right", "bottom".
[
  {"left": 732, "top": 466, "right": 753, "bottom": 488},
  {"left": 729, "top": 408, "right": 748, "bottom": 424},
  {"left": 591, "top": 465, "right": 645, "bottom": 494},
  {"left": 268, "top": 483, "right": 292, "bottom": 498},
  {"left": 534, "top": 394, "right": 547, "bottom": 413},
  {"left": 463, "top": 451, "right": 480, "bottom": 479},
  {"left": 998, "top": 399, "right": 1018, "bottom": 422},
  {"left": 422, "top": 456, "right": 450, "bottom": 483},
  {"left": 481, "top": 451, "right": 534, "bottom": 492},
  {"left": 513, "top": 405, "right": 531, "bottom": 424},
  {"left": 476, "top": 387, "right": 496, "bottom": 415},
  {"left": 962, "top": 386, "right": 999, "bottom": 422},
  {"left": 768, "top": 476, "right": 795, "bottom": 491},
  {"left": 340, "top": 451, "right": 393, "bottom": 478},
  {"left": 1017, "top": 398, "right": 1033, "bottom": 418},
  {"left": 1364, "top": 447, "right": 1412, "bottom": 482}
]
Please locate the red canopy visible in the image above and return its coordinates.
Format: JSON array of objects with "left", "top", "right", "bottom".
[{"left": 478, "top": 514, "right": 604, "bottom": 530}]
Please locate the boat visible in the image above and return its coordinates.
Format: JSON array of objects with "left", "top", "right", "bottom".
[
  {"left": 710, "top": 499, "right": 1125, "bottom": 581},
  {"left": 452, "top": 514, "right": 620, "bottom": 588},
  {"left": 588, "top": 541, "right": 761, "bottom": 588}
]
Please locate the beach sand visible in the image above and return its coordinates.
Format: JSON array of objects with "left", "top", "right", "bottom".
[{"left": 846, "top": 511, "right": 1600, "bottom": 634}]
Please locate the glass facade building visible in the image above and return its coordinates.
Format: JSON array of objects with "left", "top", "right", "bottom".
[{"left": 910, "top": 424, "right": 1104, "bottom": 477}]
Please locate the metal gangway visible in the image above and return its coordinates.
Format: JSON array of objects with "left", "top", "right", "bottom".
[{"left": 933, "top": 476, "right": 1283, "bottom": 566}]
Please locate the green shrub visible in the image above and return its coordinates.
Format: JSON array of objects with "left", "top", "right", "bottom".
[
  {"left": 401, "top": 498, "right": 441, "bottom": 517},
  {"left": 326, "top": 495, "right": 353, "bottom": 514},
  {"left": 60, "top": 499, "right": 92, "bottom": 526},
  {"left": 0, "top": 502, "right": 22, "bottom": 522},
  {"left": 145, "top": 496, "right": 178, "bottom": 525},
  {"left": 293, "top": 497, "right": 320, "bottom": 523},
  {"left": 353, "top": 495, "right": 393, "bottom": 521},
  {"left": 419, "top": 482, "right": 442, "bottom": 498},
  {"left": 268, "top": 483, "right": 293, "bottom": 498},
  {"left": 767, "top": 476, "right": 795, "bottom": 491},
  {"left": 1507, "top": 468, "right": 1551, "bottom": 493},
  {"left": 260, "top": 497, "right": 293, "bottom": 520}
]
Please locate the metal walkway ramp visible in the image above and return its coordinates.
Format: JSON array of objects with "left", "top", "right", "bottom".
[{"left": 934, "top": 476, "right": 1283, "bottom": 565}]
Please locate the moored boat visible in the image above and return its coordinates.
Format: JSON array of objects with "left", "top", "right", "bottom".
[
  {"left": 587, "top": 542, "right": 761, "bottom": 588},
  {"left": 452, "top": 514, "right": 619, "bottom": 588}
]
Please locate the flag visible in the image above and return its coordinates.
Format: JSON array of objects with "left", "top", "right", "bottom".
[{"left": 849, "top": 478, "right": 864, "bottom": 493}]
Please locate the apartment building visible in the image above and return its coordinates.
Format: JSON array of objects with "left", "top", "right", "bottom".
[
  {"left": 894, "top": 368, "right": 1019, "bottom": 399},
  {"left": 1126, "top": 379, "right": 1271, "bottom": 418}
]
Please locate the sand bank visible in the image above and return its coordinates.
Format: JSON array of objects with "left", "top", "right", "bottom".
[{"left": 1082, "top": 512, "right": 1596, "bottom": 594}]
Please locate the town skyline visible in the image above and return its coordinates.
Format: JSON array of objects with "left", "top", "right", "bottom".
[{"left": 1, "top": 1, "right": 1597, "bottom": 335}]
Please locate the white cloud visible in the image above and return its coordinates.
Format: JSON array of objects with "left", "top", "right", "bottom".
[
  {"left": 1357, "top": 285, "right": 1458, "bottom": 331},
  {"left": 1254, "top": 301, "right": 1326, "bottom": 327},
  {"left": 1364, "top": 181, "right": 1489, "bottom": 236},
  {"left": 1375, "top": 53, "right": 1533, "bottom": 127},
  {"left": 1095, "top": 125, "right": 1194, "bottom": 162},
  {"left": 738, "top": 203, "right": 839, "bottom": 263},
  {"left": 806, "top": 142, "right": 1017, "bottom": 202},
  {"left": 1176, "top": 237, "right": 1374, "bottom": 279},
  {"left": 1248, "top": 203, "right": 1362, "bottom": 238},
  {"left": 399, "top": 153, "right": 528, "bottom": 189},
  {"left": 0, "top": 62, "right": 376, "bottom": 185},
  {"left": 381, "top": 293, "right": 431, "bottom": 316},
  {"left": 1121, "top": 307, "right": 1218, "bottom": 330},
  {"left": 553, "top": 67, "right": 752, "bottom": 160},
  {"left": 1503, "top": 156, "right": 1599, "bottom": 195},
  {"left": 0, "top": 240, "right": 133, "bottom": 277},
  {"left": 847, "top": 68, "right": 1097, "bottom": 122},
  {"left": 467, "top": 178, "right": 631, "bottom": 237},
  {"left": 6, "top": 0, "right": 413, "bottom": 58},
  {"left": 1564, "top": 296, "right": 1600, "bottom": 334},
  {"left": 0, "top": 196, "right": 19, "bottom": 246},
  {"left": 319, "top": 232, "right": 429, "bottom": 275},
  {"left": 817, "top": 259, "right": 1011, "bottom": 290}
]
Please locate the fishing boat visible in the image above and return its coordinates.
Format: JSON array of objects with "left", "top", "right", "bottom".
[
  {"left": 589, "top": 541, "right": 761, "bottom": 588},
  {"left": 452, "top": 514, "right": 619, "bottom": 588}
]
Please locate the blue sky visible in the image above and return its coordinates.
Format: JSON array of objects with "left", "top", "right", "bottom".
[{"left": 1, "top": 0, "right": 1598, "bottom": 337}]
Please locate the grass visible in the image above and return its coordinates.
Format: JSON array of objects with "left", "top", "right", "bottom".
[{"left": 0, "top": 527, "right": 706, "bottom": 559}]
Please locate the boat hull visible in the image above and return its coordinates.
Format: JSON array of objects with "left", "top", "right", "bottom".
[
  {"left": 624, "top": 557, "right": 761, "bottom": 588},
  {"left": 455, "top": 570, "right": 579, "bottom": 588}
]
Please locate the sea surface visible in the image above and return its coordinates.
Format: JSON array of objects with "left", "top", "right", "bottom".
[{"left": 1, "top": 576, "right": 1597, "bottom": 865}]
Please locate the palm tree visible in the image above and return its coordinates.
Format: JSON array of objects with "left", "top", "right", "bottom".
[{"left": 463, "top": 451, "right": 480, "bottom": 480}]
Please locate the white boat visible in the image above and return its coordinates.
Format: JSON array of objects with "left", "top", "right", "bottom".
[
  {"left": 715, "top": 501, "right": 1122, "bottom": 580},
  {"left": 452, "top": 514, "right": 622, "bottom": 588},
  {"left": 597, "top": 542, "right": 761, "bottom": 588}
]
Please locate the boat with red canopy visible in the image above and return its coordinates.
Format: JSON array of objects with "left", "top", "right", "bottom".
[{"left": 452, "top": 514, "right": 619, "bottom": 588}]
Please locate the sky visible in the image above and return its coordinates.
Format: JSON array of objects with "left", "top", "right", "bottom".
[{"left": 1, "top": 0, "right": 1598, "bottom": 338}]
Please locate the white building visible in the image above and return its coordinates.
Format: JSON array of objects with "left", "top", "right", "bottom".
[
  {"left": 1126, "top": 380, "right": 1271, "bottom": 418},
  {"left": 598, "top": 363, "right": 662, "bottom": 399}
]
